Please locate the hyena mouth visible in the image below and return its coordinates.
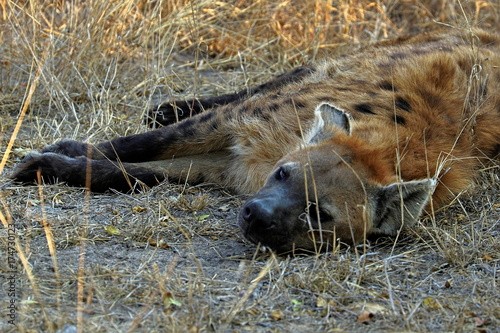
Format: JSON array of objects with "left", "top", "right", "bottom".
[{"left": 238, "top": 211, "right": 289, "bottom": 250}]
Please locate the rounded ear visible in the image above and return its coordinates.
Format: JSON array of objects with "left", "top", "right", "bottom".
[
  {"left": 306, "top": 103, "right": 352, "bottom": 145},
  {"left": 370, "top": 178, "right": 436, "bottom": 236}
]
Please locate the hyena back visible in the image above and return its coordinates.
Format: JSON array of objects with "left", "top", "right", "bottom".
[{"left": 12, "top": 28, "right": 500, "bottom": 253}]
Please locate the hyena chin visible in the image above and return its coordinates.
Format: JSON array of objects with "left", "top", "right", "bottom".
[{"left": 11, "top": 28, "right": 500, "bottom": 253}]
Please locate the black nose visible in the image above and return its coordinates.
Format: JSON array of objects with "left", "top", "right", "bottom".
[{"left": 241, "top": 199, "right": 274, "bottom": 229}]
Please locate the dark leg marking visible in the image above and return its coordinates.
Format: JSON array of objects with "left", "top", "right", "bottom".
[
  {"left": 395, "top": 96, "right": 411, "bottom": 112},
  {"left": 177, "top": 117, "right": 196, "bottom": 132},
  {"left": 394, "top": 115, "right": 406, "bottom": 125},
  {"left": 268, "top": 103, "right": 280, "bottom": 112},
  {"left": 199, "top": 111, "right": 216, "bottom": 123},
  {"left": 354, "top": 103, "right": 376, "bottom": 115},
  {"left": 379, "top": 80, "right": 397, "bottom": 91},
  {"left": 390, "top": 52, "right": 407, "bottom": 60},
  {"left": 252, "top": 107, "right": 264, "bottom": 117}
]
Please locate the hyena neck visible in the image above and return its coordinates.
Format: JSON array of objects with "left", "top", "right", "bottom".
[
  {"left": 334, "top": 119, "right": 476, "bottom": 208},
  {"left": 328, "top": 133, "right": 398, "bottom": 186}
]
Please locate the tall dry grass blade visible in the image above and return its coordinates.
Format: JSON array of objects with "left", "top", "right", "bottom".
[
  {"left": 75, "top": 144, "right": 95, "bottom": 333},
  {"left": 0, "top": 40, "right": 47, "bottom": 176},
  {"left": 76, "top": 217, "right": 87, "bottom": 333},
  {"left": 293, "top": 101, "right": 320, "bottom": 253},
  {"left": 0, "top": 0, "right": 6, "bottom": 21},
  {"left": 0, "top": 191, "right": 10, "bottom": 229},
  {"left": 36, "top": 170, "right": 61, "bottom": 312}
]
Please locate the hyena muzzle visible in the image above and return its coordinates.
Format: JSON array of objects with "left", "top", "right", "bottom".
[{"left": 11, "top": 28, "right": 500, "bottom": 253}]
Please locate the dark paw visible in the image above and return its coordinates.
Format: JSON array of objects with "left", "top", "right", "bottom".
[
  {"left": 11, "top": 152, "right": 56, "bottom": 184},
  {"left": 145, "top": 100, "right": 199, "bottom": 128},
  {"left": 11, "top": 152, "right": 84, "bottom": 185},
  {"left": 41, "top": 140, "right": 91, "bottom": 158}
]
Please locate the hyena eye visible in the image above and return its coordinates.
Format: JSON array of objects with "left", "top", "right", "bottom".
[{"left": 275, "top": 167, "right": 288, "bottom": 181}]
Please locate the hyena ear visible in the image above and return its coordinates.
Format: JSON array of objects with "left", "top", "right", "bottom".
[
  {"left": 306, "top": 103, "right": 352, "bottom": 144},
  {"left": 370, "top": 179, "right": 436, "bottom": 236}
]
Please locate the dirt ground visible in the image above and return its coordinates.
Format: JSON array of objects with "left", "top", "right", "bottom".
[{"left": 0, "top": 1, "right": 499, "bottom": 332}]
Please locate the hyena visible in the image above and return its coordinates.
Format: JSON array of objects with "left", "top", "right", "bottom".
[{"left": 12, "top": 28, "right": 500, "bottom": 253}]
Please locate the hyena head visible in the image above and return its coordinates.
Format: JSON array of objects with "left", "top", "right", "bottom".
[{"left": 238, "top": 103, "right": 435, "bottom": 253}]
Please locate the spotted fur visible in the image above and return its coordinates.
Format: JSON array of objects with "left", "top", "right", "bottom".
[{"left": 12, "top": 28, "right": 500, "bottom": 253}]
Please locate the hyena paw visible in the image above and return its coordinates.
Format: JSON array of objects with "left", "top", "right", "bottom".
[
  {"left": 11, "top": 152, "right": 82, "bottom": 185},
  {"left": 11, "top": 152, "right": 55, "bottom": 183},
  {"left": 145, "top": 100, "right": 193, "bottom": 127},
  {"left": 41, "top": 140, "right": 90, "bottom": 158}
]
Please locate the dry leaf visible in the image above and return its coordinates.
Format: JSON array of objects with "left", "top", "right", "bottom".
[
  {"left": 148, "top": 237, "right": 169, "bottom": 248},
  {"left": 270, "top": 309, "right": 284, "bottom": 321},
  {"left": 104, "top": 225, "right": 121, "bottom": 235},
  {"left": 379, "top": 292, "right": 390, "bottom": 299},
  {"left": 349, "top": 302, "right": 387, "bottom": 314},
  {"left": 423, "top": 297, "right": 439, "bottom": 309},
  {"left": 133, "top": 206, "right": 147, "bottom": 212},
  {"left": 358, "top": 311, "right": 374, "bottom": 323},
  {"left": 474, "top": 317, "right": 485, "bottom": 327},
  {"left": 247, "top": 308, "right": 259, "bottom": 316},
  {"left": 218, "top": 204, "right": 231, "bottom": 212},
  {"left": 317, "top": 296, "right": 328, "bottom": 308},
  {"left": 317, "top": 295, "right": 336, "bottom": 308},
  {"left": 188, "top": 325, "right": 199, "bottom": 333},
  {"left": 481, "top": 254, "right": 493, "bottom": 262}
]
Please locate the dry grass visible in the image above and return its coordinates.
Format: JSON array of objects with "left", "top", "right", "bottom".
[{"left": 0, "top": 0, "right": 499, "bottom": 332}]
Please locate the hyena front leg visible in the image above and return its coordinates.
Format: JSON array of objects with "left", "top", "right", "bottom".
[
  {"left": 11, "top": 151, "right": 230, "bottom": 192},
  {"left": 146, "top": 66, "right": 315, "bottom": 127},
  {"left": 36, "top": 106, "right": 229, "bottom": 162},
  {"left": 12, "top": 106, "right": 231, "bottom": 187}
]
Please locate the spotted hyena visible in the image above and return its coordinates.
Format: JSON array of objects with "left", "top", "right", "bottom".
[{"left": 12, "top": 28, "right": 500, "bottom": 253}]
